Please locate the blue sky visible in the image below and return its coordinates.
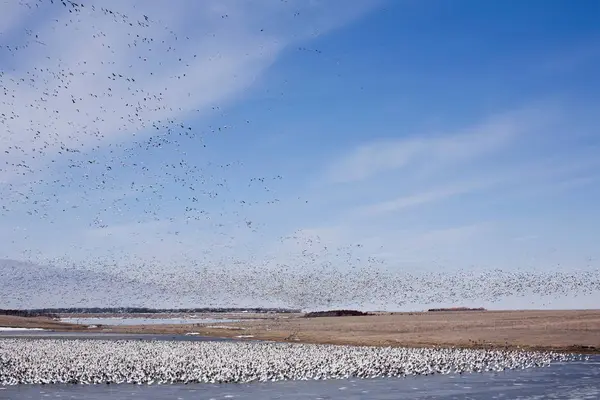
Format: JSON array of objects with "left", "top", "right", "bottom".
[{"left": 1, "top": 0, "right": 599, "bottom": 308}]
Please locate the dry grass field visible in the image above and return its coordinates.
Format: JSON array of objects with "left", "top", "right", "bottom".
[
  {"left": 109, "top": 310, "right": 600, "bottom": 353},
  {"left": 0, "top": 315, "right": 87, "bottom": 331},
  {"left": 2, "top": 310, "right": 599, "bottom": 353}
]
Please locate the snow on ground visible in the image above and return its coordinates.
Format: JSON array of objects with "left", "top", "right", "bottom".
[{"left": 0, "top": 327, "right": 46, "bottom": 331}]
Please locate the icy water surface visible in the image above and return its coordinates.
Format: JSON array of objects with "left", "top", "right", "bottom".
[
  {"left": 0, "top": 331, "right": 238, "bottom": 342},
  {"left": 2, "top": 357, "right": 598, "bottom": 400},
  {"left": 60, "top": 317, "right": 239, "bottom": 326}
]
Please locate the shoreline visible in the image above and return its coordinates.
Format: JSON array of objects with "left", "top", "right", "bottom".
[{"left": 2, "top": 309, "right": 599, "bottom": 354}]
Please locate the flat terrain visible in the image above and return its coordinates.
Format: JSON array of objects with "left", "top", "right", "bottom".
[
  {"left": 0, "top": 315, "right": 87, "bottom": 331},
  {"left": 2, "top": 310, "right": 599, "bottom": 353},
  {"left": 59, "top": 312, "right": 275, "bottom": 319}
]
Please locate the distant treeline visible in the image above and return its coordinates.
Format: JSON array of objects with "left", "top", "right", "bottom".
[
  {"left": 428, "top": 307, "right": 486, "bottom": 312},
  {"left": 304, "top": 310, "right": 371, "bottom": 318},
  {"left": 10, "top": 307, "right": 302, "bottom": 315},
  {"left": 0, "top": 309, "right": 59, "bottom": 318}
]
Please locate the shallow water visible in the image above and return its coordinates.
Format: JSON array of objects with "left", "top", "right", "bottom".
[
  {"left": 0, "top": 331, "right": 238, "bottom": 341},
  {"left": 60, "top": 317, "right": 240, "bottom": 326},
  {"left": 1, "top": 358, "right": 598, "bottom": 400}
]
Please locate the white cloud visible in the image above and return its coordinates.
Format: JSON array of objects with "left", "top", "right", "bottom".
[
  {"left": 347, "top": 155, "right": 600, "bottom": 219},
  {"left": 325, "top": 105, "right": 554, "bottom": 184},
  {"left": 1, "top": 2, "right": 599, "bottom": 310},
  {"left": 0, "top": 0, "right": 377, "bottom": 183},
  {"left": 297, "top": 101, "right": 600, "bottom": 275},
  {"left": 0, "top": 0, "right": 381, "bottom": 269},
  {"left": 0, "top": 0, "right": 27, "bottom": 34},
  {"left": 354, "top": 182, "right": 478, "bottom": 216}
]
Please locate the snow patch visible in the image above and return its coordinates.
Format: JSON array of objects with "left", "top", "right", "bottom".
[{"left": 0, "top": 327, "right": 46, "bottom": 331}]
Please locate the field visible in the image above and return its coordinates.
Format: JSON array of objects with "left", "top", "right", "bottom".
[
  {"left": 0, "top": 315, "right": 85, "bottom": 331},
  {"left": 2, "top": 310, "right": 599, "bottom": 353}
]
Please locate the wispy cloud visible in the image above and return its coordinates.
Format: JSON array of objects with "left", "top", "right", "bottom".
[
  {"left": 2, "top": 1, "right": 600, "bottom": 310},
  {"left": 324, "top": 106, "right": 554, "bottom": 184},
  {"left": 348, "top": 153, "right": 600, "bottom": 219},
  {"left": 0, "top": 0, "right": 381, "bottom": 269},
  {"left": 0, "top": 0, "right": 377, "bottom": 183},
  {"left": 0, "top": 1, "right": 25, "bottom": 33},
  {"left": 298, "top": 101, "right": 600, "bottom": 275},
  {"left": 354, "top": 182, "right": 479, "bottom": 217}
]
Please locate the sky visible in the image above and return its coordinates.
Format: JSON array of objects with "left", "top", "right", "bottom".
[{"left": 1, "top": 0, "right": 599, "bottom": 309}]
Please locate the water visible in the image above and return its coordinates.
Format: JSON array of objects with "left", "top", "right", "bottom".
[
  {"left": 60, "top": 317, "right": 240, "bottom": 326},
  {"left": 0, "top": 332, "right": 239, "bottom": 341},
  {"left": 1, "top": 358, "right": 598, "bottom": 399}
]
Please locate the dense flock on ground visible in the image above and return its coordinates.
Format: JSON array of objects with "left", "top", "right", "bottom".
[
  {"left": 0, "top": 1, "right": 597, "bottom": 389},
  {"left": 0, "top": 339, "right": 583, "bottom": 385}
]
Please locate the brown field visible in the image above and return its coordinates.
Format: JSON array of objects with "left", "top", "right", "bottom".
[
  {"left": 0, "top": 315, "right": 87, "bottom": 331},
  {"left": 2, "top": 310, "right": 599, "bottom": 353}
]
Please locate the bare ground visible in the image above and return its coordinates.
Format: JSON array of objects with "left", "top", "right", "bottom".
[
  {"left": 2, "top": 310, "right": 599, "bottom": 353},
  {"left": 0, "top": 315, "right": 87, "bottom": 331}
]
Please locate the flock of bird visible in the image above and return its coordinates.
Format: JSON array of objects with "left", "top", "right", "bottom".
[
  {"left": 0, "top": 1, "right": 598, "bottom": 393},
  {"left": 1, "top": 0, "right": 599, "bottom": 312},
  {"left": 3, "top": 254, "right": 600, "bottom": 309},
  {"left": 0, "top": 339, "right": 582, "bottom": 385},
  {"left": 2, "top": 0, "right": 282, "bottom": 226},
  {"left": 1, "top": 0, "right": 294, "bottom": 287}
]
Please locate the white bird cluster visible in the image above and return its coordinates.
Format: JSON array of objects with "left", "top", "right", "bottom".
[{"left": 0, "top": 339, "right": 578, "bottom": 385}]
